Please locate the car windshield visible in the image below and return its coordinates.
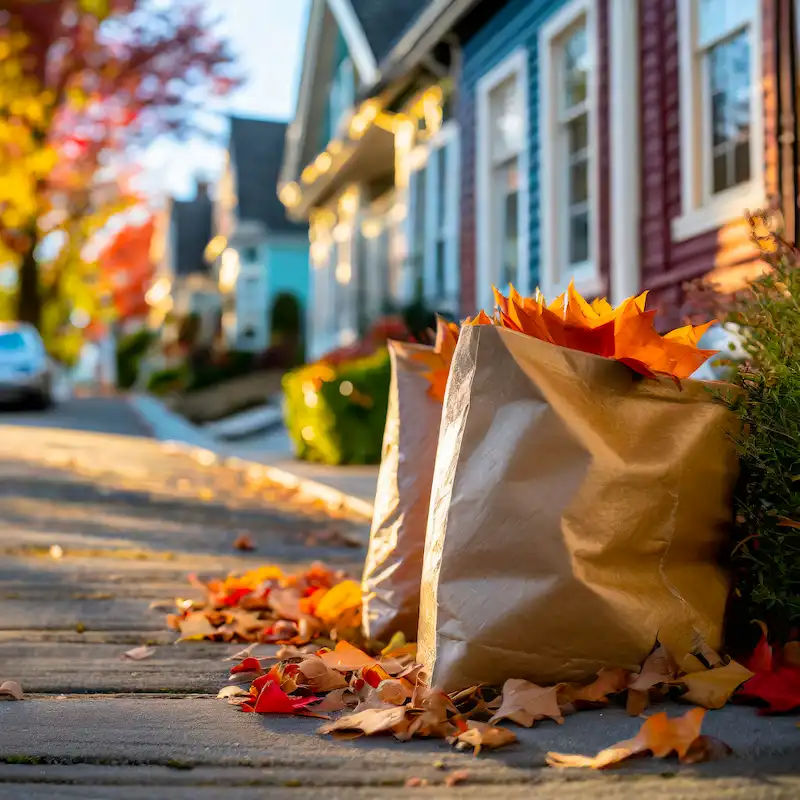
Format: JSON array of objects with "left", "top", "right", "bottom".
[{"left": 0, "top": 332, "right": 26, "bottom": 352}]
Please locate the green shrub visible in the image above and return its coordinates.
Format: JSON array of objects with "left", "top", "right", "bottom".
[
  {"left": 147, "top": 366, "right": 189, "bottom": 395},
  {"left": 282, "top": 348, "right": 391, "bottom": 465},
  {"left": 116, "top": 329, "right": 155, "bottom": 389},
  {"left": 720, "top": 213, "right": 800, "bottom": 640}
]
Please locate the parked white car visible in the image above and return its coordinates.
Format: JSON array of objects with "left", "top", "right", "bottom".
[{"left": 0, "top": 323, "right": 53, "bottom": 409}]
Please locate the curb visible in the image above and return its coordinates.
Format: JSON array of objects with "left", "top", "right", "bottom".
[{"left": 127, "top": 394, "right": 375, "bottom": 523}]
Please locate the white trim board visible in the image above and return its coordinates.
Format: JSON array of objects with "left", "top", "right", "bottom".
[
  {"left": 609, "top": 0, "right": 640, "bottom": 303},
  {"left": 538, "top": 0, "right": 599, "bottom": 299},
  {"left": 476, "top": 47, "right": 531, "bottom": 313},
  {"left": 327, "top": 0, "right": 379, "bottom": 86}
]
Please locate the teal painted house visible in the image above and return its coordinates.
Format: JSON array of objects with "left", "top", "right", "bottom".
[{"left": 212, "top": 117, "right": 310, "bottom": 353}]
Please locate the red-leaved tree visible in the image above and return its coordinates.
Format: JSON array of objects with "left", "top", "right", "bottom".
[{"left": 0, "top": 0, "right": 240, "bottom": 329}]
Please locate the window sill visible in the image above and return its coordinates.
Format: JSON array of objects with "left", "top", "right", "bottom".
[{"left": 672, "top": 186, "right": 767, "bottom": 242}]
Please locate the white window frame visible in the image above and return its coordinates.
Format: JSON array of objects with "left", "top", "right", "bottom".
[
  {"left": 330, "top": 56, "right": 356, "bottom": 138},
  {"left": 476, "top": 48, "right": 530, "bottom": 313},
  {"left": 673, "top": 0, "right": 765, "bottom": 242},
  {"left": 406, "top": 120, "right": 461, "bottom": 314},
  {"left": 539, "top": 0, "right": 600, "bottom": 299}
]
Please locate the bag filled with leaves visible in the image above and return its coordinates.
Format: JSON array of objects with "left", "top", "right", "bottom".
[
  {"left": 362, "top": 319, "right": 459, "bottom": 641},
  {"left": 418, "top": 285, "right": 739, "bottom": 691}
]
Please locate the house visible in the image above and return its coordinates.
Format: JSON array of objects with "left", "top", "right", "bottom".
[
  {"left": 279, "top": 0, "right": 458, "bottom": 360},
  {"left": 283, "top": 0, "right": 792, "bottom": 350},
  {"left": 209, "top": 117, "right": 309, "bottom": 354},
  {"left": 149, "top": 179, "right": 220, "bottom": 347}
]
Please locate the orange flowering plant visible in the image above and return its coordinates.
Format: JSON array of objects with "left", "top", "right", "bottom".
[{"left": 467, "top": 283, "right": 718, "bottom": 380}]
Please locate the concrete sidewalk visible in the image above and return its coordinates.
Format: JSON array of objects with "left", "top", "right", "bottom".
[
  {"left": 129, "top": 394, "right": 379, "bottom": 520},
  {"left": 1, "top": 425, "right": 799, "bottom": 798}
]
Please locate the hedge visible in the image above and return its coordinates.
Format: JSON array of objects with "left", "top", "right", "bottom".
[{"left": 282, "top": 348, "right": 391, "bottom": 465}]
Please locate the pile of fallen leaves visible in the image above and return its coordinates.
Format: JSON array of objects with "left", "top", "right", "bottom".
[
  {"left": 165, "top": 562, "right": 368, "bottom": 647},
  {"left": 466, "top": 282, "right": 717, "bottom": 380},
  {"left": 217, "top": 630, "right": 800, "bottom": 769}
]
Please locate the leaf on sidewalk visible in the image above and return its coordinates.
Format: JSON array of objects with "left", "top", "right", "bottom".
[
  {"left": 314, "top": 687, "right": 357, "bottom": 712},
  {"left": 570, "top": 668, "right": 631, "bottom": 705},
  {"left": 0, "top": 681, "right": 23, "bottom": 701},
  {"left": 453, "top": 722, "right": 517, "bottom": 755},
  {"left": 217, "top": 685, "right": 251, "bottom": 699},
  {"left": 233, "top": 534, "right": 256, "bottom": 551},
  {"left": 319, "top": 641, "right": 378, "bottom": 672},
  {"left": 240, "top": 680, "right": 320, "bottom": 715},
  {"left": 628, "top": 644, "right": 677, "bottom": 691},
  {"left": 122, "top": 645, "right": 155, "bottom": 661},
  {"left": 676, "top": 660, "right": 754, "bottom": 709},
  {"left": 230, "top": 657, "right": 265, "bottom": 677},
  {"left": 314, "top": 580, "right": 362, "bottom": 627},
  {"left": 176, "top": 612, "right": 217, "bottom": 641},
  {"left": 318, "top": 704, "right": 409, "bottom": 736},
  {"left": 489, "top": 679, "right": 564, "bottom": 727},
  {"left": 296, "top": 656, "right": 349, "bottom": 692},
  {"left": 546, "top": 708, "right": 718, "bottom": 769},
  {"left": 223, "top": 643, "right": 260, "bottom": 662}
]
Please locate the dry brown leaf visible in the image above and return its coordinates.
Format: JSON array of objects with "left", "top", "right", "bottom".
[
  {"left": 571, "top": 667, "right": 630, "bottom": 704},
  {"left": 405, "top": 777, "right": 429, "bottom": 788},
  {"left": 314, "top": 688, "right": 357, "bottom": 712},
  {"left": 177, "top": 612, "right": 217, "bottom": 641},
  {"left": 682, "top": 735, "right": 733, "bottom": 764},
  {"left": 217, "top": 685, "right": 251, "bottom": 700},
  {"left": 629, "top": 644, "right": 677, "bottom": 691},
  {"left": 233, "top": 534, "right": 256, "bottom": 551},
  {"left": 675, "top": 660, "right": 754, "bottom": 709},
  {"left": 546, "top": 708, "right": 711, "bottom": 769},
  {"left": 318, "top": 704, "right": 409, "bottom": 736},
  {"left": 489, "top": 679, "right": 563, "bottom": 727},
  {"left": 223, "top": 643, "right": 260, "bottom": 662},
  {"left": 319, "top": 641, "right": 378, "bottom": 672},
  {"left": 445, "top": 769, "right": 470, "bottom": 787},
  {"left": 296, "top": 657, "right": 350, "bottom": 692},
  {"left": 454, "top": 722, "right": 517, "bottom": 755},
  {"left": 376, "top": 679, "right": 412, "bottom": 705},
  {"left": 122, "top": 646, "right": 155, "bottom": 661},
  {"left": 0, "top": 681, "right": 23, "bottom": 701},
  {"left": 625, "top": 689, "right": 649, "bottom": 716}
]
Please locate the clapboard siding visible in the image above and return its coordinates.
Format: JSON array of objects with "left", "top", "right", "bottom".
[
  {"left": 639, "top": 0, "right": 777, "bottom": 329},
  {"left": 457, "top": 0, "right": 612, "bottom": 316}
]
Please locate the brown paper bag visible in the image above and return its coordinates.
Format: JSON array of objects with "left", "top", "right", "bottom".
[
  {"left": 418, "top": 324, "right": 738, "bottom": 691},
  {"left": 362, "top": 341, "right": 444, "bottom": 640}
]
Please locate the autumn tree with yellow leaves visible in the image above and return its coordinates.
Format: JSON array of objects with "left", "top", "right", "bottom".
[{"left": 0, "top": 0, "right": 238, "bottom": 335}]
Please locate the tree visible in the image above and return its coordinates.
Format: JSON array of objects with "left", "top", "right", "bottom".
[{"left": 0, "top": 0, "right": 238, "bottom": 330}]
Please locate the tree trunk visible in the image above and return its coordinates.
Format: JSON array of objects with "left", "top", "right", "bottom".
[{"left": 16, "top": 243, "right": 42, "bottom": 329}]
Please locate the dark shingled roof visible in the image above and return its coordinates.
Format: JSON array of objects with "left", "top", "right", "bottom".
[
  {"left": 173, "top": 188, "right": 212, "bottom": 276},
  {"left": 350, "top": 0, "right": 432, "bottom": 64},
  {"left": 229, "top": 117, "right": 305, "bottom": 235}
]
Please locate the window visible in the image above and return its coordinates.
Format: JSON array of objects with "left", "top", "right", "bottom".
[
  {"left": 243, "top": 246, "right": 259, "bottom": 263},
  {"left": 674, "top": 0, "right": 764, "bottom": 241},
  {"left": 406, "top": 122, "right": 461, "bottom": 313},
  {"left": 477, "top": 49, "right": 529, "bottom": 311},
  {"left": 539, "top": 0, "right": 598, "bottom": 297}
]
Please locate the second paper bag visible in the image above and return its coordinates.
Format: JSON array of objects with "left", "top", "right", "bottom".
[{"left": 418, "top": 324, "right": 738, "bottom": 691}]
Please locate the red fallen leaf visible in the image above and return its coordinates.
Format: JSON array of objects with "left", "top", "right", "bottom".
[
  {"left": 240, "top": 680, "right": 320, "bottom": 714},
  {"left": 737, "top": 667, "right": 800, "bottom": 713},
  {"left": 233, "top": 534, "right": 256, "bottom": 551},
  {"left": 736, "top": 623, "right": 800, "bottom": 713},
  {"left": 218, "top": 588, "right": 253, "bottom": 607},
  {"left": 230, "top": 657, "right": 264, "bottom": 676}
]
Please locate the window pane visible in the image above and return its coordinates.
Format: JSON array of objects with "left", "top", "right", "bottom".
[
  {"left": 734, "top": 140, "right": 751, "bottom": 184},
  {"left": 699, "top": 0, "right": 756, "bottom": 48},
  {"left": 569, "top": 160, "right": 588, "bottom": 204},
  {"left": 567, "top": 114, "right": 588, "bottom": 154},
  {"left": 712, "top": 150, "right": 729, "bottom": 193},
  {"left": 490, "top": 75, "right": 523, "bottom": 160},
  {"left": 435, "top": 239, "right": 446, "bottom": 299},
  {"left": 569, "top": 212, "right": 589, "bottom": 265},
  {"left": 563, "top": 24, "right": 588, "bottom": 109},
  {"left": 501, "top": 189, "right": 519, "bottom": 286},
  {"left": 707, "top": 30, "right": 751, "bottom": 195},
  {"left": 493, "top": 162, "right": 519, "bottom": 287},
  {"left": 436, "top": 146, "right": 447, "bottom": 226}
]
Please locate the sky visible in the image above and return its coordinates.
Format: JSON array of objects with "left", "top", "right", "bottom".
[{"left": 141, "top": 0, "right": 311, "bottom": 199}]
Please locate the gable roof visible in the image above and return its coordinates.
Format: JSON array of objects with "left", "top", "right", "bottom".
[
  {"left": 349, "top": 0, "right": 432, "bottom": 64},
  {"left": 172, "top": 190, "right": 212, "bottom": 276},
  {"left": 229, "top": 116, "right": 306, "bottom": 235}
]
